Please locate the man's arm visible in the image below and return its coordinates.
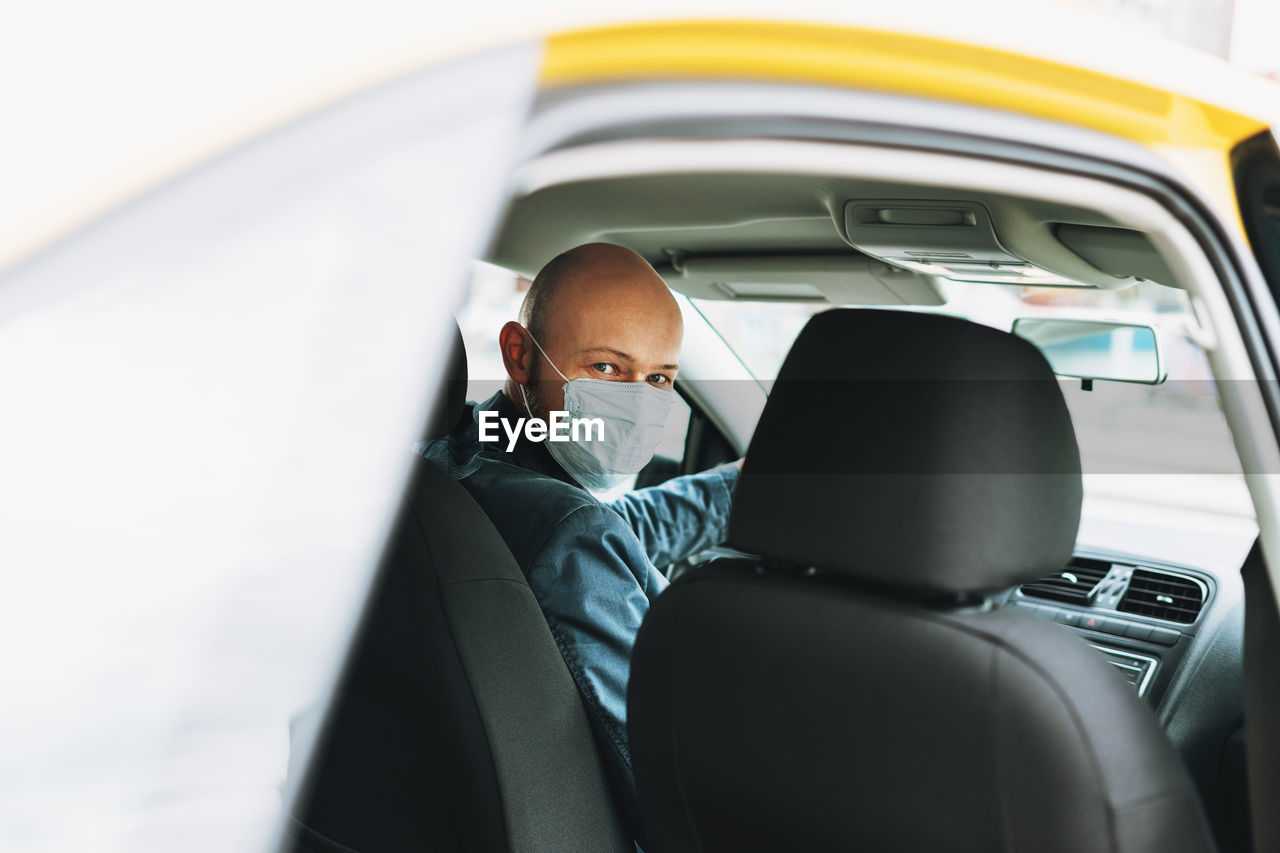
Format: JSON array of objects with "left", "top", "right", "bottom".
[
  {"left": 606, "top": 461, "right": 740, "bottom": 568},
  {"left": 523, "top": 503, "right": 667, "bottom": 843}
]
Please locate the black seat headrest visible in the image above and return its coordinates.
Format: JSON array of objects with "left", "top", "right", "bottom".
[
  {"left": 424, "top": 320, "right": 469, "bottom": 441},
  {"left": 730, "top": 309, "right": 1082, "bottom": 595}
]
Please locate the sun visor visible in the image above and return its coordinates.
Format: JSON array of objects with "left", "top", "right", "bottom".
[
  {"left": 1055, "top": 224, "right": 1179, "bottom": 287},
  {"left": 662, "top": 254, "right": 944, "bottom": 305},
  {"left": 842, "top": 199, "right": 1118, "bottom": 288}
]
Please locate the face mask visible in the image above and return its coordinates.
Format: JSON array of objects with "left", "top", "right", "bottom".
[{"left": 521, "top": 332, "right": 676, "bottom": 493}]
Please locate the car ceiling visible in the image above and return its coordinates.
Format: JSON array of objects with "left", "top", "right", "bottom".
[{"left": 486, "top": 170, "right": 1181, "bottom": 301}]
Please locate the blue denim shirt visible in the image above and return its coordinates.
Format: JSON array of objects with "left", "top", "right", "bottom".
[{"left": 419, "top": 390, "right": 738, "bottom": 835}]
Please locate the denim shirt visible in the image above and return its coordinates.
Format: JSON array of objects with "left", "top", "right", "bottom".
[{"left": 418, "top": 390, "right": 738, "bottom": 835}]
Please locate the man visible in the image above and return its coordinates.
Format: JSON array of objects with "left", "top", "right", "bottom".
[{"left": 421, "top": 243, "right": 739, "bottom": 836}]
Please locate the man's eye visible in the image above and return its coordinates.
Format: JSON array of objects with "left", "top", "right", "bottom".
[
  {"left": 647, "top": 374, "right": 671, "bottom": 386},
  {"left": 592, "top": 363, "right": 618, "bottom": 376}
]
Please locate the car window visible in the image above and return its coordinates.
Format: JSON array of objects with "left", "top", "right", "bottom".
[
  {"left": 691, "top": 278, "right": 1257, "bottom": 538},
  {"left": 457, "top": 261, "right": 528, "bottom": 402}
]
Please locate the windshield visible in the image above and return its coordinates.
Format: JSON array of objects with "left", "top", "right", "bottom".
[{"left": 692, "top": 279, "right": 1257, "bottom": 540}]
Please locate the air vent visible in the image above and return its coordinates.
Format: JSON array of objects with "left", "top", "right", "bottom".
[
  {"left": 1020, "top": 557, "right": 1110, "bottom": 604},
  {"left": 1119, "top": 569, "right": 1204, "bottom": 624}
]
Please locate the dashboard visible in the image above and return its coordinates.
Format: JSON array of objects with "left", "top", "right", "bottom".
[
  {"left": 1018, "top": 517, "right": 1252, "bottom": 717},
  {"left": 1002, "top": 517, "right": 1255, "bottom": 852},
  {"left": 1003, "top": 551, "right": 1214, "bottom": 706}
]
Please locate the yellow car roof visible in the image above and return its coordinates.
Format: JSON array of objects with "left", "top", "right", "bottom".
[
  {"left": 542, "top": 20, "right": 1271, "bottom": 150},
  {"left": 4, "top": 2, "right": 1277, "bottom": 271}
]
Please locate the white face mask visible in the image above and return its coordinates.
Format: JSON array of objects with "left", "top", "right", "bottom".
[{"left": 521, "top": 332, "right": 676, "bottom": 493}]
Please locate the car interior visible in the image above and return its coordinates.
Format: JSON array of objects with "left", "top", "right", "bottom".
[{"left": 287, "top": 118, "right": 1275, "bottom": 851}]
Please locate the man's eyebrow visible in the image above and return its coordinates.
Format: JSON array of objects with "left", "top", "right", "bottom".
[
  {"left": 575, "top": 347, "right": 679, "bottom": 371},
  {"left": 575, "top": 346, "right": 634, "bottom": 362}
]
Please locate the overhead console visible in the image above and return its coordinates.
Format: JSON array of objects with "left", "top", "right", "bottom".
[
  {"left": 661, "top": 253, "right": 944, "bottom": 305},
  {"left": 840, "top": 198, "right": 1143, "bottom": 290}
]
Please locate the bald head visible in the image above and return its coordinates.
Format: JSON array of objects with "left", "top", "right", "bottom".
[
  {"left": 519, "top": 243, "right": 678, "bottom": 343},
  {"left": 500, "top": 242, "right": 683, "bottom": 417}
]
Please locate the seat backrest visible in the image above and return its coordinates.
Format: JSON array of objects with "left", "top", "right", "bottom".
[
  {"left": 627, "top": 309, "right": 1216, "bottom": 853},
  {"left": 290, "top": 326, "right": 630, "bottom": 852},
  {"left": 631, "top": 560, "right": 1216, "bottom": 852}
]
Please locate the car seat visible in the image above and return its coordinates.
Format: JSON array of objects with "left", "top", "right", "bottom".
[
  {"left": 287, "top": 323, "right": 631, "bottom": 852},
  {"left": 627, "top": 309, "right": 1217, "bottom": 853}
]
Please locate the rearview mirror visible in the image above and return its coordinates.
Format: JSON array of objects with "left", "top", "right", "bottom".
[{"left": 1011, "top": 317, "right": 1165, "bottom": 385}]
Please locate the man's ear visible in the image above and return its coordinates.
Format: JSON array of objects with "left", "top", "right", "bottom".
[{"left": 499, "top": 321, "right": 533, "bottom": 384}]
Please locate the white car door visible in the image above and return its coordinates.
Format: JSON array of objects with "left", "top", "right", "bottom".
[{"left": 0, "top": 44, "right": 538, "bottom": 853}]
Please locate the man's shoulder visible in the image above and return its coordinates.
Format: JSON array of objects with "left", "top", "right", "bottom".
[
  {"left": 423, "top": 439, "right": 623, "bottom": 564},
  {"left": 463, "top": 453, "right": 599, "bottom": 521}
]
